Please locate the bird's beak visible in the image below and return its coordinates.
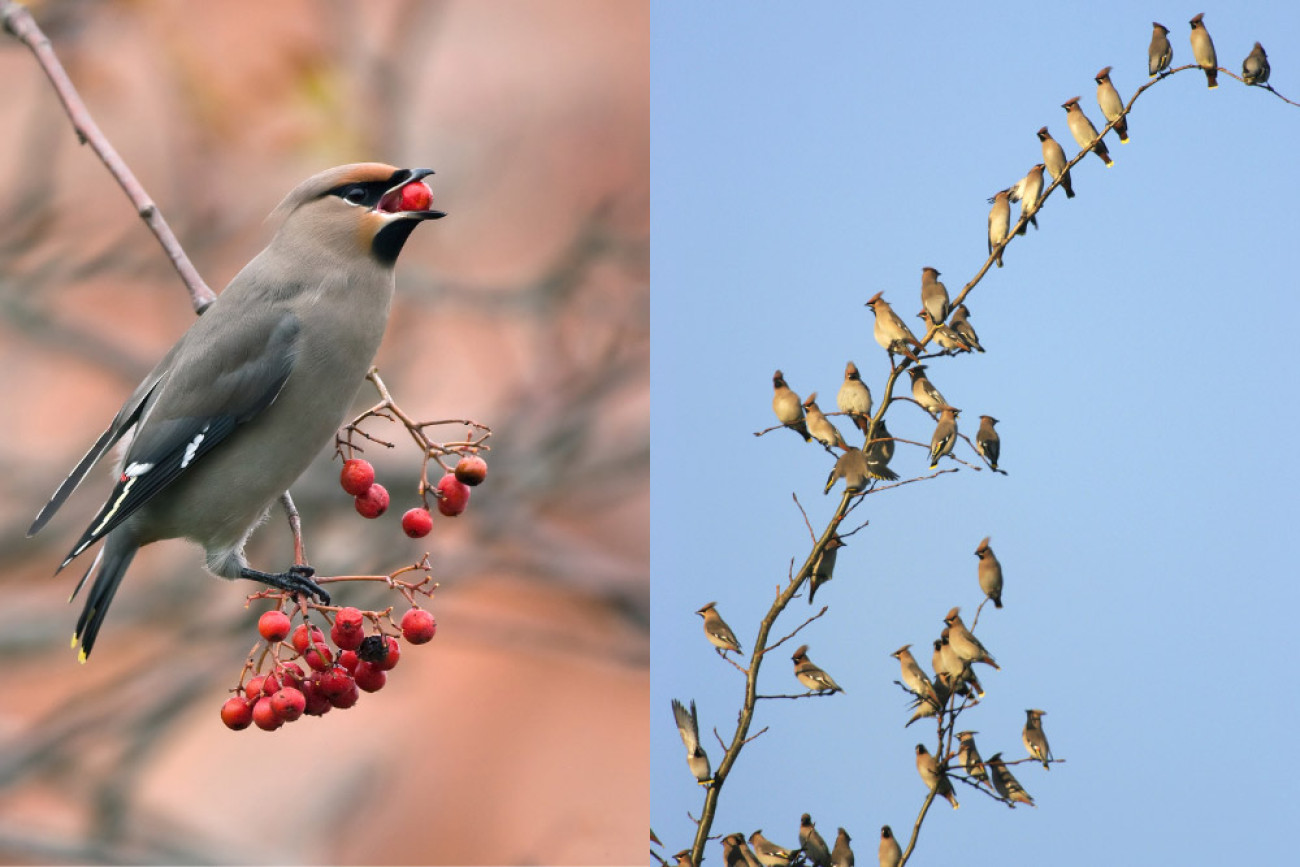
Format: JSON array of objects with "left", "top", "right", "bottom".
[{"left": 377, "top": 168, "right": 447, "bottom": 219}]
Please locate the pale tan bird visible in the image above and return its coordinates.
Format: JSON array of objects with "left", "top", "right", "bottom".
[
  {"left": 864, "top": 417, "right": 898, "bottom": 481},
  {"left": 928, "top": 407, "right": 959, "bottom": 470},
  {"left": 831, "top": 828, "right": 854, "bottom": 867},
  {"left": 792, "top": 644, "right": 845, "bottom": 694},
  {"left": 722, "top": 834, "right": 762, "bottom": 867},
  {"left": 988, "top": 753, "right": 1036, "bottom": 807},
  {"left": 1024, "top": 708, "right": 1053, "bottom": 769},
  {"left": 1095, "top": 67, "right": 1129, "bottom": 144},
  {"left": 825, "top": 446, "right": 871, "bottom": 495},
  {"left": 1243, "top": 42, "right": 1270, "bottom": 86},
  {"left": 878, "top": 827, "right": 901, "bottom": 867},
  {"left": 697, "top": 601, "right": 742, "bottom": 655},
  {"left": 837, "top": 361, "right": 873, "bottom": 434},
  {"left": 975, "top": 415, "right": 1000, "bottom": 472},
  {"left": 936, "top": 630, "right": 984, "bottom": 697},
  {"left": 949, "top": 305, "right": 984, "bottom": 353},
  {"left": 1007, "top": 163, "right": 1045, "bottom": 234},
  {"left": 1063, "top": 97, "right": 1113, "bottom": 168},
  {"left": 749, "top": 831, "right": 795, "bottom": 867},
  {"left": 907, "top": 365, "right": 948, "bottom": 419},
  {"left": 918, "top": 311, "right": 970, "bottom": 355},
  {"left": 1190, "top": 13, "right": 1218, "bottom": 88},
  {"left": 987, "top": 189, "right": 1010, "bottom": 267},
  {"left": 672, "top": 698, "right": 712, "bottom": 785},
  {"left": 944, "top": 607, "right": 1000, "bottom": 669},
  {"left": 1037, "top": 126, "right": 1075, "bottom": 199},
  {"left": 915, "top": 744, "right": 959, "bottom": 809},
  {"left": 1149, "top": 22, "right": 1172, "bottom": 76},
  {"left": 674, "top": 851, "right": 694, "bottom": 867},
  {"left": 804, "top": 392, "right": 847, "bottom": 450},
  {"left": 772, "top": 370, "right": 811, "bottom": 442},
  {"left": 865, "top": 292, "right": 922, "bottom": 363},
  {"left": 975, "top": 536, "right": 1003, "bottom": 609},
  {"left": 800, "top": 814, "right": 832, "bottom": 867},
  {"left": 920, "top": 267, "right": 949, "bottom": 324},
  {"left": 808, "top": 533, "right": 845, "bottom": 605},
  {"left": 956, "top": 730, "right": 988, "bottom": 783},
  {"left": 892, "top": 643, "right": 937, "bottom": 705}
]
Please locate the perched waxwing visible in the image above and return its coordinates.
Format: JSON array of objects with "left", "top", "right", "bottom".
[
  {"left": 1094, "top": 67, "right": 1129, "bottom": 144},
  {"left": 831, "top": 827, "right": 854, "bottom": 867},
  {"left": 987, "top": 190, "right": 1010, "bottom": 267},
  {"left": 1024, "top": 708, "right": 1054, "bottom": 769},
  {"left": 825, "top": 446, "right": 870, "bottom": 495},
  {"left": 943, "top": 607, "right": 1000, "bottom": 670},
  {"left": 792, "top": 644, "right": 845, "bottom": 694},
  {"left": 1036, "top": 127, "right": 1075, "bottom": 199},
  {"left": 800, "top": 814, "right": 832, "bottom": 867},
  {"left": 920, "top": 267, "right": 949, "bottom": 324},
  {"left": 918, "top": 311, "right": 970, "bottom": 355},
  {"left": 808, "top": 533, "right": 845, "bottom": 605},
  {"left": 987, "top": 753, "right": 1036, "bottom": 806},
  {"left": 865, "top": 292, "right": 922, "bottom": 363},
  {"left": 805, "top": 393, "right": 847, "bottom": 451},
  {"left": 837, "top": 361, "right": 873, "bottom": 434},
  {"left": 1149, "top": 22, "right": 1172, "bottom": 77},
  {"left": 1190, "top": 13, "right": 1218, "bottom": 88},
  {"left": 949, "top": 305, "right": 984, "bottom": 353},
  {"left": 697, "top": 601, "right": 743, "bottom": 655},
  {"left": 956, "top": 730, "right": 988, "bottom": 783},
  {"left": 749, "top": 831, "right": 795, "bottom": 867},
  {"left": 878, "top": 826, "right": 901, "bottom": 867},
  {"left": 975, "top": 536, "right": 1003, "bottom": 609},
  {"left": 772, "top": 370, "right": 812, "bottom": 442},
  {"left": 672, "top": 698, "right": 712, "bottom": 785},
  {"left": 928, "top": 407, "right": 960, "bottom": 470},
  {"left": 1243, "top": 42, "right": 1270, "bottom": 86},
  {"left": 975, "top": 415, "right": 1000, "bottom": 472},
  {"left": 1007, "top": 164, "right": 1045, "bottom": 234},
  {"left": 674, "top": 851, "right": 695, "bottom": 867},
  {"left": 28, "top": 164, "right": 445, "bottom": 661},
  {"left": 1062, "top": 97, "right": 1113, "bottom": 168},
  {"left": 864, "top": 417, "right": 899, "bottom": 481},
  {"left": 915, "top": 744, "right": 959, "bottom": 809},
  {"left": 892, "top": 644, "right": 938, "bottom": 706},
  {"left": 937, "top": 629, "right": 984, "bottom": 697},
  {"left": 723, "top": 834, "right": 762, "bottom": 867},
  {"left": 907, "top": 365, "right": 948, "bottom": 419}
]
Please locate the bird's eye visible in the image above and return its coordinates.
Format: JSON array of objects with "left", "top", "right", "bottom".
[{"left": 344, "top": 187, "right": 367, "bottom": 205}]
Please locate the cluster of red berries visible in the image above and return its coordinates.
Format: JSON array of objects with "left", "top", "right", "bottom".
[
  {"left": 339, "top": 454, "right": 487, "bottom": 538},
  {"left": 220, "top": 605, "right": 437, "bottom": 731}
]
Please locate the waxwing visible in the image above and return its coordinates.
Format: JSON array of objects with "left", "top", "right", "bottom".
[
  {"left": 1149, "top": 22, "right": 1172, "bottom": 76},
  {"left": 697, "top": 601, "right": 743, "bottom": 655},
  {"left": 1094, "top": 67, "right": 1129, "bottom": 144},
  {"left": 831, "top": 828, "right": 854, "bottom": 867},
  {"left": 878, "top": 826, "right": 901, "bottom": 867},
  {"left": 956, "top": 730, "right": 988, "bottom": 783},
  {"left": 975, "top": 415, "right": 1001, "bottom": 472},
  {"left": 975, "top": 536, "right": 1004, "bottom": 608},
  {"left": 805, "top": 392, "right": 847, "bottom": 450},
  {"left": 1036, "top": 126, "right": 1074, "bottom": 199},
  {"left": 1189, "top": 13, "right": 1218, "bottom": 88},
  {"left": 907, "top": 365, "right": 948, "bottom": 419},
  {"left": 949, "top": 305, "right": 984, "bottom": 353},
  {"left": 920, "top": 267, "right": 949, "bottom": 324},
  {"left": 865, "top": 292, "right": 922, "bottom": 363},
  {"left": 1024, "top": 708, "right": 1054, "bottom": 769},
  {"left": 1062, "top": 97, "right": 1113, "bottom": 167},
  {"left": 792, "top": 644, "right": 846, "bottom": 694},
  {"left": 800, "top": 814, "right": 832, "bottom": 867},
  {"left": 672, "top": 698, "right": 712, "bottom": 785},
  {"left": 772, "top": 370, "right": 812, "bottom": 442},
  {"left": 749, "top": 831, "right": 795, "bottom": 867},
  {"left": 28, "top": 164, "right": 445, "bottom": 660},
  {"left": 928, "top": 407, "right": 960, "bottom": 470},
  {"left": 837, "top": 361, "right": 873, "bottom": 434},
  {"left": 915, "top": 743, "right": 959, "bottom": 809},
  {"left": 1007, "top": 164, "right": 1044, "bottom": 233},
  {"left": 1243, "top": 43, "right": 1270, "bottom": 86},
  {"left": 988, "top": 753, "right": 1036, "bottom": 806},
  {"left": 807, "top": 533, "right": 845, "bottom": 605},
  {"left": 988, "top": 190, "right": 1011, "bottom": 267}
]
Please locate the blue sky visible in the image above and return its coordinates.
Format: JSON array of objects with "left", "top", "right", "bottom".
[{"left": 651, "top": 3, "right": 1300, "bottom": 863}]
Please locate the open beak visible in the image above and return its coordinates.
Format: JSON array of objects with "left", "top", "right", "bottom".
[{"left": 377, "top": 168, "right": 446, "bottom": 219}]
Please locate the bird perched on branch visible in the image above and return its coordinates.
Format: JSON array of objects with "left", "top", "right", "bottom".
[
  {"left": 772, "top": 370, "right": 812, "bottom": 442},
  {"left": 804, "top": 392, "right": 847, "bottom": 450},
  {"left": 975, "top": 536, "right": 1004, "bottom": 608},
  {"left": 836, "top": 361, "right": 873, "bottom": 434},
  {"left": 825, "top": 446, "right": 870, "bottom": 495},
  {"left": 1189, "top": 13, "right": 1218, "bottom": 88},
  {"left": 1094, "top": 66, "right": 1129, "bottom": 144},
  {"left": 908, "top": 365, "right": 949, "bottom": 419},
  {"left": 792, "top": 644, "right": 845, "bottom": 694},
  {"left": 1036, "top": 126, "right": 1074, "bottom": 199},
  {"left": 928, "top": 407, "right": 960, "bottom": 470},
  {"left": 987, "top": 190, "right": 1010, "bottom": 267},
  {"left": 915, "top": 744, "right": 959, "bottom": 809},
  {"left": 988, "top": 753, "right": 1036, "bottom": 806},
  {"left": 1149, "top": 22, "right": 1172, "bottom": 76},
  {"left": 1007, "top": 164, "right": 1044, "bottom": 233},
  {"left": 799, "top": 814, "right": 831, "bottom": 867},
  {"left": 1243, "top": 42, "right": 1270, "bottom": 86},
  {"left": 830, "top": 828, "right": 853, "bottom": 867},
  {"left": 944, "top": 606, "right": 1000, "bottom": 669},
  {"left": 864, "top": 417, "right": 898, "bottom": 481},
  {"left": 866, "top": 292, "right": 922, "bottom": 363},
  {"left": 749, "top": 831, "right": 795, "bottom": 867},
  {"left": 697, "top": 601, "right": 742, "bottom": 655},
  {"left": 1063, "top": 97, "right": 1113, "bottom": 167},
  {"left": 949, "top": 304, "right": 984, "bottom": 352},
  {"left": 956, "top": 730, "right": 988, "bottom": 784},
  {"left": 27, "top": 164, "right": 446, "bottom": 661},
  {"left": 672, "top": 698, "right": 712, "bottom": 785},
  {"left": 975, "top": 415, "right": 1001, "bottom": 472},
  {"left": 918, "top": 311, "right": 970, "bottom": 355},
  {"left": 919, "top": 267, "right": 949, "bottom": 325},
  {"left": 807, "top": 533, "right": 845, "bottom": 605},
  {"left": 879, "top": 827, "right": 901, "bottom": 867},
  {"left": 1024, "top": 708, "right": 1054, "bottom": 769}
]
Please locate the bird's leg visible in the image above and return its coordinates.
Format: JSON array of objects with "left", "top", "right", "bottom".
[
  {"left": 240, "top": 564, "right": 331, "bottom": 604},
  {"left": 279, "top": 490, "right": 308, "bottom": 567}
]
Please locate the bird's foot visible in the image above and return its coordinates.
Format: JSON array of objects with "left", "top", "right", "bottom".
[{"left": 241, "top": 563, "right": 331, "bottom": 604}]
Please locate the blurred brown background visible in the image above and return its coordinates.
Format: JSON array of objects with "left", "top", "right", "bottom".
[{"left": 0, "top": 0, "right": 647, "bottom": 863}]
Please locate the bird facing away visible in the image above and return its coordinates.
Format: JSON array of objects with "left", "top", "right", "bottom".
[
  {"left": 918, "top": 311, "right": 970, "bottom": 355},
  {"left": 988, "top": 752, "right": 1036, "bottom": 806},
  {"left": 697, "top": 601, "right": 742, "bottom": 655},
  {"left": 1036, "top": 126, "right": 1075, "bottom": 199},
  {"left": 987, "top": 190, "right": 1010, "bottom": 267},
  {"left": 772, "top": 370, "right": 812, "bottom": 442},
  {"left": 671, "top": 698, "right": 712, "bottom": 785},
  {"left": 1243, "top": 42, "right": 1270, "bottom": 86},
  {"left": 808, "top": 533, "right": 845, "bottom": 605},
  {"left": 915, "top": 743, "right": 959, "bottom": 809},
  {"left": 831, "top": 827, "right": 854, "bottom": 867},
  {"left": 920, "top": 267, "right": 949, "bottom": 324},
  {"left": 878, "top": 826, "right": 901, "bottom": 867},
  {"left": 1063, "top": 97, "right": 1113, "bottom": 167},
  {"left": 800, "top": 814, "right": 832, "bottom": 867},
  {"left": 1189, "top": 13, "right": 1218, "bottom": 88},
  {"left": 722, "top": 834, "right": 761, "bottom": 867},
  {"left": 928, "top": 407, "right": 960, "bottom": 470},
  {"left": 837, "top": 361, "right": 873, "bottom": 434},
  {"left": 956, "top": 730, "right": 988, "bottom": 783},
  {"left": 944, "top": 606, "right": 1000, "bottom": 669},
  {"left": 1149, "top": 22, "right": 1172, "bottom": 76},
  {"left": 792, "top": 644, "right": 845, "bottom": 694},
  {"left": 825, "top": 446, "right": 870, "bottom": 495},
  {"left": 908, "top": 365, "right": 949, "bottom": 419},
  {"left": 749, "top": 831, "right": 795, "bottom": 867},
  {"left": 865, "top": 292, "right": 922, "bottom": 363},
  {"left": 1007, "top": 164, "right": 1045, "bottom": 234},
  {"left": 864, "top": 417, "right": 899, "bottom": 481},
  {"left": 949, "top": 304, "right": 984, "bottom": 352},
  {"left": 975, "top": 415, "right": 1000, "bottom": 471},
  {"left": 1094, "top": 67, "right": 1129, "bottom": 144},
  {"left": 1024, "top": 708, "right": 1054, "bottom": 769},
  {"left": 27, "top": 163, "right": 446, "bottom": 661},
  {"left": 975, "top": 536, "right": 1004, "bottom": 608},
  {"left": 804, "top": 392, "right": 847, "bottom": 450}
]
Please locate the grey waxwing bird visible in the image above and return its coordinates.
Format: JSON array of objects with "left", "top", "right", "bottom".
[
  {"left": 937, "top": 629, "right": 984, "bottom": 697},
  {"left": 671, "top": 698, "right": 712, "bottom": 785},
  {"left": 865, "top": 292, "right": 922, "bottom": 364},
  {"left": 949, "top": 305, "right": 984, "bottom": 353},
  {"left": 749, "top": 831, "right": 795, "bottom": 867},
  {"left": 975, "top": 536, "right": 1003, "bottom": 609},
  {"left": 697, "top": 601, "right": 742, "bottom": 655},
  {"left": 1190, "top": 13, "right": 1218, "bottom": 88},
  {"left": 800, "top": 814, "right": 832, "bottom": 867},
  {"left": 792, "top": 644, "right": 845, "bottom": 694},
  {"left": 808, "top": 533, "right": 845, "bottom": 605},
  {"left": 1024, "top": 708, "right": 1053, "bottom": 769},
  {"left": 944, "top": 606, "right": 1000, "bottom": 669},
  {"left": 988, "top": 753, "right": 1036, "bottom": 806},
  {"left": 1243, "top": 42, "right": 1270, "bottom": 86},
  {"left": 805, "top": 392, "right": 847, "bottom": 451},
  {"left": 987, "top": 190, "right": 1010, "bottom": 267},
  {"left": 975, "top": 415, "right": 1001, "bottom": 472},
  {"left": 864, "top": 417, "right": 898, "bottom": 481},
  {"left": 837, "top": 361, "right": 873, "bottom": 434},
  {"left": 907, "top": 365, "right": 948, "bottom": 419},
  {"left": 723, "top": 834, "right": 761, "bottom": 867},
  {"left": 892, "top": 644, "right": 938, "bottom": 707},
  {"left": 918, "top": 311, "right": 970, "bottom": 355},
  {"left": 831, "top": 828, "right": 854, "bottom": 867},
  {"left": 920, "top": 267, "right": 949, "bottom": 324},
  {"left": 915, "top": 743, "right": 959, "bottom": 809},
  {"left": 878, "top": 826, "right": 901, "bottom": 867},
  {"left": 674, "top": 851, "right": 694, "bottom": 867},
  {"left": 1036, "top": 127, "right": 1075, "bottom": 198},
  {"left": 1007, "top": 164, "right": 1045, "bottom": 234},
  {"left": 772, "top": 370, "right": 812, "bottom": 442},
  {"left": 1062, "top": 97, "right": 1113, "bottom": 168},
  {"left": 825, "top": 446, "right": 870, "bottom": 495},
  {"left": 1149, "top": 22, "right": 1172, "bottom": 77},
  {"left": 1094, "top": 67, "right": 1129, "bottom": 144},
  {"left": 928, "top": 407, "right": 960, "bottom": 470},
  {"left": 956, "top": 730, "right": 988, "bottom": 783},
  {"left": 28, "top": 164, "right": 445, "bottom": 661}
]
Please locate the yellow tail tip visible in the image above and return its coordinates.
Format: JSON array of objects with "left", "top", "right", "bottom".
[
  {"left": 70, "top": 634, "right": 79, "bottom": 650},
  {"left": 78, "top": 649, "right": 89, "bottom": 664}
]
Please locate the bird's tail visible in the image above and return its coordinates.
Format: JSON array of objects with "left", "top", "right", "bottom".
[{"left": 70, "top": 532, "right": 138, "bottom": 663}]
